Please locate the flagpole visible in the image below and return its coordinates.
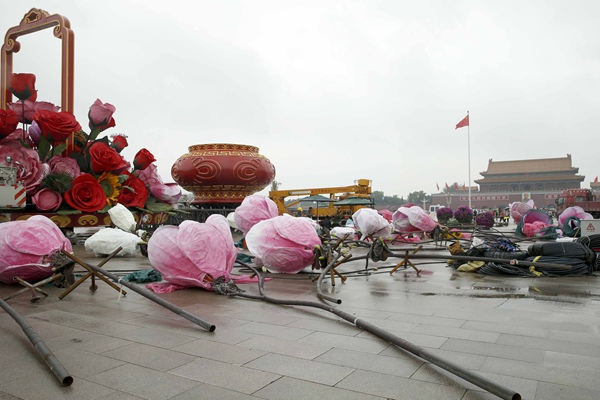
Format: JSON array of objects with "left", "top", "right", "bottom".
[{"left": 467, "top": 111, "right": 471, "bottom": 210}]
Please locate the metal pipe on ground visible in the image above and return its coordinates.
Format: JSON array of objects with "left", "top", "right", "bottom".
[
  {"left": 234, "top": 261, "right": 521, "bottom": 400},
  {"left": 0, "top": 297, "right": 73, "bottom": 386},
  {"left": 60, "top": 250, "right": 216, "bottom": 332}
]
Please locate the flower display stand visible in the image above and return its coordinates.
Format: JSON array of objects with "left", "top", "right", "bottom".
[{"left": 58, "top": 247, "right": 124, "bottom": 300}]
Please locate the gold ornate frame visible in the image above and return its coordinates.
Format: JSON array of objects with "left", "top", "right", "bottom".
[{"left": 1, "top": 8, "right": 74, "bottom": 112}]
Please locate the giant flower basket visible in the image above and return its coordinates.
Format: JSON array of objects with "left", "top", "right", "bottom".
[{"left": 0, "top": 73, "right": 182, "bottom": 228}]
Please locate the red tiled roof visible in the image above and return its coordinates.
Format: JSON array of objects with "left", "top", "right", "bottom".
[{"left": 480, "top": 155, "right": 578, "bottom": 175}]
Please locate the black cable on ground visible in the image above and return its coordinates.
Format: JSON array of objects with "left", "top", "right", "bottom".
[
  {"left": 576, "top": 234, "right": 600, "bottom": 271},
  {"left": 523, "top": 256, "right": 592, "bottom": 276},
  {"left": 527, "top": 242, "right": 595, "bottom": 263}
]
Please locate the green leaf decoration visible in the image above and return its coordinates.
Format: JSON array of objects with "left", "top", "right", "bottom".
[{"left": 144, "top": 202, "right": 175, "bottom": 213}]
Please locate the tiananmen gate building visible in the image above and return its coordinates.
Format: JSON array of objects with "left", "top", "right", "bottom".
[{"left": 430, "top": 154, "right": 586, "bottom": 210}]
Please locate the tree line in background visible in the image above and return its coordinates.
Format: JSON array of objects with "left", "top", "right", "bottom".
[
  {"left": 373, "top": 181, "right": 472, "bottom": 208},
  {"left": 372, "top": 190, "right": 432, "bottom": 207}
]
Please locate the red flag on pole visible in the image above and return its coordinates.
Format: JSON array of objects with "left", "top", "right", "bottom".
[
  {"left": 595, "top": 176, "right": 598, "bottom": 183},
  {"left": 436, "top": 183, "right": 440, "bottom": 191},
  {"left": 455, "top": 114, "right": 469, "bottom": 129},
  {"left": 445, "top": 182, "right": 449, "bottom": 190}
]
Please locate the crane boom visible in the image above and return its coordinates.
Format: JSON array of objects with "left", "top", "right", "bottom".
[{"left": 269, "top": 179, "right": 372, "bottom": 216}]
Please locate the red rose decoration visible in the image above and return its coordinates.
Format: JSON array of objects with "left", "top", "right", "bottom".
[
  {"left": 33, "top": 110, "right": 82, "bottom": 143},
  {"left": 9, "top": 73, "right": 37, "bottom": 101},
  {"left": 133, "top": 148, "right": 156, "bottom": 171},
  {"left": 64, "top": 173, "right": 107, "bottom": 212},
  {"left": 111, "top": 134, "right": 128, "bottom": 152},
  {"left": 0, "top": 109, "right": 19, "bottom": 137},
  {"left": 88, "top": 141, "right": 129, "bottom": 173},
  {"left": 118, "top": 171, "right": 149, "bottom": 208}
]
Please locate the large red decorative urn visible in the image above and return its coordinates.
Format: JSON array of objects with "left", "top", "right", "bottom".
[{"left": 171, "top": 143, "right": 276, "bottom": 205}]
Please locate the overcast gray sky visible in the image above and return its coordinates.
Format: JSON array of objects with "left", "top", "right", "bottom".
[{"left": 2, "top": 1, "right": 599, "bottom": 198}]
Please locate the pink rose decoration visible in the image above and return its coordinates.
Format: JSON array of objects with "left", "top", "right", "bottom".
[
  {"left": 0, "top": 128, "right": 32, "bottom": 146},
  {"left": 137, "top": 164, "right": 181, "bottom": 204},
  {"left": 7, "top": 100, "right": 60, "bottom": 124},
  {"left": 245, "top": 214, "right": 321, "bottom": 273},
  {"left": 234, "top": 194, "right": 279, "bottom": 235},
  {"left": 0, "top": 140, "right": 48, "bottom": 194},
  {"left": 28, "top": 121, "right": 42, "bottom": 146},
  {"left": 136, "top": 163, "right": 161, "bottom": 186},
  {"left": 32, "top": 188, "right": 63, "bottom": 212},
  {"left": 0, "top": 215, "right": 73, "bottom": 284},
  {"left": 146, "top": 215, "right": 237, "bottom": 293},
  {"left": 46, "top": 155, "right": 81, "bottom": 177},
  {"left": 88, "top": 99, "right": 116, "bottom": 131}
]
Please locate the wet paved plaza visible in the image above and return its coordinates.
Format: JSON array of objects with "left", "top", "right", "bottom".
[{"left": 1, "top": 226, "right": 599, "bottom": 400}]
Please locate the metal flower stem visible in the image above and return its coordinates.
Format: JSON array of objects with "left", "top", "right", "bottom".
[
  {"left": 60, "top": 250, "right": 216, "bottom": 332},
  {"left": 0, "top": 297, "right": 73, "bottom": 386},
  {"left": 231, "top": 262, "right": 521, "bottom": 400}
]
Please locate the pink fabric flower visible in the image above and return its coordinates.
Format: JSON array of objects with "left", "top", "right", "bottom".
[
  {"left": 46, "top": 156, "right": 81, "bottom": 177},
  {"left": 88, "top": 99, "right": 116, "bottom": 131},
  {"left": 146, "top": 215, "right": 237, "bottom": 293},
  {"left": 234, "top": 194, "right": 279, "bottom": 235},
  {"left": 0, "top": 140, "right": 48, "bottom": 194},
  {"left": 522, "top": 221, "right": 548, "bottom": 237},
  {"left": 378, "top": 209, "right": 393, "bottom": 222},
  {"left": 392, "top": 207, "right": 422, "bottom": 233},
  {"left": 509, "top": 202, "right": 532, "bottom": 224},
  {"left": 7, "top": 100, "right": 59, "bottom": 124},
  {"left": 245, "top": 214, "right": 321, "bottom": 274},
  {"left": 0, "top": 128, "right": 32, "bottom": 146},
  {"left": 0, "top": 215, "right": 73, "bottom": 284},
  {"left": 353, "top": 208, "right": 391, "bottom": 240},
  {"left": 406, "top": 206, "right": 437, "bottom": 232},
  {"left": 28, "top": 121, "right": 42, "bottom": 146},
  {"left": 558, "top": 206, "right": 593, "bottom": 226},
  {"left": 32, "top": 188, "right": 63, "bottom": 212},
  {"left": 137, "top": 164, "right": 182, "bottom": 204}
]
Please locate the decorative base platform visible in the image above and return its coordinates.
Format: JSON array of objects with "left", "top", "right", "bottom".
[{"left": 0, "top": 210, "right": 170, "bottom": 228}]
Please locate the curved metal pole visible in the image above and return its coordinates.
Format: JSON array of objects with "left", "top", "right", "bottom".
[
  {"left": 233, "top": 263, "right": 521, "bottom": 400},
  {"left": 0, "top": 297, "right": 73, "bottom": 386},
  {"left": 60, "top": 250, "right": 216, "bottom": 332}
]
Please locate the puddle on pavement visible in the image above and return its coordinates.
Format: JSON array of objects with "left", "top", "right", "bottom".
[{"left": 418, "top": 285, "right": 594, "bottom": 303}]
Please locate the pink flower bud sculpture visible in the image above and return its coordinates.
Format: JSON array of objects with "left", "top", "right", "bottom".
[
  {"left": 234, "top": 194, "right": 279, "bottom": 235},
  {"left": 558, "top": 206, "right": 593, "bottom": 226},
  {"left": 392, "top": 207, "right": 422, "bottom": 234},
  {"left": 146, "top": 214, "right": 237, "bottom": 293},
  {"left": 245, "top": 214, "right": 321, "bottom": 274},
  {"left": 406, "top": 206, "right": 437, "bottom": 232},
  {"left": 0, "top": 215, "right": 73, "bottom": 284},
  {"left": 509, "top": 202, "right": 533, "bottom": 224}
]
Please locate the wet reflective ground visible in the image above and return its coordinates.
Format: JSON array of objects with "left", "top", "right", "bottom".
[{"left": 1, "top": 228, "right": 599, "bottom": 400}]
